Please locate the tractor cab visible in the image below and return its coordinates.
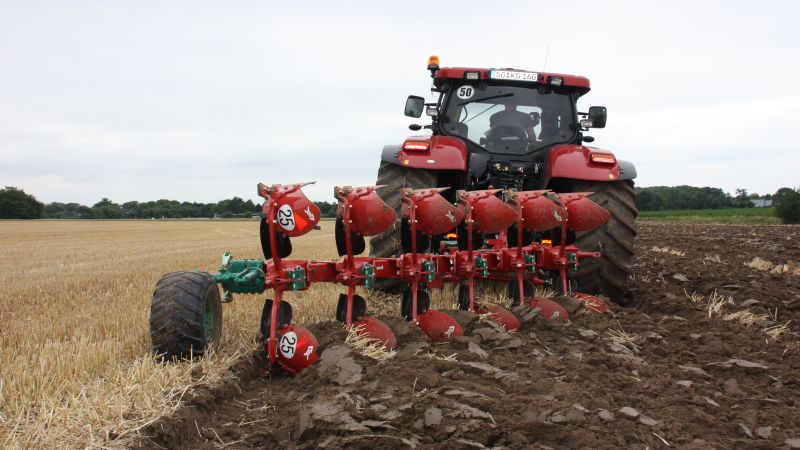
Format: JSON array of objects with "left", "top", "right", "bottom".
[
  {"left": 403, "top": 56, "right": 608, "bottom": 190},
  {"left": 438, "top": 82, "right": 576, "bottom": 155}
]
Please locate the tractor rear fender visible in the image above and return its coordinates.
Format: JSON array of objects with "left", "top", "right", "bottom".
[
  {"left": 380, "top": 135, "right": 468, "bottom": 171},
  {"left": 545, "top": 144, "right": 637, "bottom": 185}
]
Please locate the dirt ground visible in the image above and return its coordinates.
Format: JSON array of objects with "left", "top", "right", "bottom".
[{"left": 134, "top": 222, "right": 800, "bottom": 449}]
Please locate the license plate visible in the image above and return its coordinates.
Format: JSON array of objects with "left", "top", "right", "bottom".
[{"left": 489, "top": 70, "right": 538, "bottom": 82}]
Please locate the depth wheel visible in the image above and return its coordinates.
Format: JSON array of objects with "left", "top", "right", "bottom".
[{"left": 150, "top": 272, "right": 222, "bottom": 360}]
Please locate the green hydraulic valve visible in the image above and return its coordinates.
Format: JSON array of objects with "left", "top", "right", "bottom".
[{"left": 212, "top": 252, "right": 266, "bottom": 301}]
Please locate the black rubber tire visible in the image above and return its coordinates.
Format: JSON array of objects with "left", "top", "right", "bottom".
[
  {"left": 150, "top": 271, "right": 222, "bottom": 360},
  {"left": 369, "top": 161, "right": 437, "bottom": 290},
  {"left": 568, "top": 180, "right": 638, "bottom": 305}
]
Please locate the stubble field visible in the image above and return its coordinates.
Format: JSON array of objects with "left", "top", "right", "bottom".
[
  {"left": 1, "top": 220, "right": 800, "bottom": 449},
  {"left": 0, "top": 220, "right": 341, "bottom": 448}
]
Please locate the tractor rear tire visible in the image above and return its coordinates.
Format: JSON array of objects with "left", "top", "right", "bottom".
[
  {"left": 369, "top": 161, "right": 437, "bottom": 290},
  {"left": 568, "top": 180, "right": 637, "bottom": 305},
  {"left": 150, "top": 271, "right": 222, "bottom": 360}
]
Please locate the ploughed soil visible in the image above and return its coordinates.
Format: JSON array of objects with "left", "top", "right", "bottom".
[{"left": 133, "top": 223, "right": 800, "bottom": 449}]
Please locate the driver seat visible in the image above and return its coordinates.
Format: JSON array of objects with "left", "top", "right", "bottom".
[{"left": 485, "top": 125, "right": 528, "bottom": 153}]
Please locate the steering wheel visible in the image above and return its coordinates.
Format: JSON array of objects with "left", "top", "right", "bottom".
[{"left": 484, "top": 125, "right": 529, "bottom": 153}]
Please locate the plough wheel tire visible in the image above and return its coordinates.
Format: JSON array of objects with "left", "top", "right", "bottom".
[
  {"left": 369, "top": 161, "right": 437, "bottom": 291},
  {"left": 569, "top": 180, "right": 638, "bottom": 305},
  {"left": 150, "top": 272, "right": 222, "bottom": 360}
]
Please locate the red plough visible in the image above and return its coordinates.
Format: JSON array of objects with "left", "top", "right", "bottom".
[
  {"left": 252, "top": 181, "right": 613, "bottom": 374},
  {"left": 150, "top": 181, "right": 613, "bottom": 375}
]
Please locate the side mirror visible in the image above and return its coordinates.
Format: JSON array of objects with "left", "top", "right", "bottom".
[
  {"left": 404, "top": 95, "right": 425, "bottom": 118},
  {"left": 588, "top": 106, "right": 607, "bottom": 128}
]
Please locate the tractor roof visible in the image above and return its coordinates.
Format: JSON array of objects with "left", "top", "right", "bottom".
[{"left": 433, "top": 66, "right": 591, "bottom": 95}]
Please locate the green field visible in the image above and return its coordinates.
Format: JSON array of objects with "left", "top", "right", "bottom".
[{"left": 638, "top": 207, "right": 780, "bottom": 224}]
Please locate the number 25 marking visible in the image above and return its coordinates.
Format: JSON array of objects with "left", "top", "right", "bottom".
[{"left": 277, "top": 204, "right": 296, "bottom": 231}]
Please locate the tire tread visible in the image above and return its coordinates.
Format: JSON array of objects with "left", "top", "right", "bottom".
[
  {"left": 569, "top": 180, "right": 638, "bottom": 304},
  {"left": 150, "top": 271, "right": 222, "bottom": 359}
]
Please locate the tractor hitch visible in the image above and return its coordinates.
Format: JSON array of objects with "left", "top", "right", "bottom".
[{"left": 212, "top": 253, "right": 266, "bottom": 302}]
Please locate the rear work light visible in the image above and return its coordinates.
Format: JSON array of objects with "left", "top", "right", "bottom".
[
  {"left": 403, "top": 140, "right": 430, "bottom": 151},
  {"left": 465, "top": 71, "right": 480, "bottom": 80},
  {"left": 549, "top": 76, "right": 563, "bottom": 86},
  {"left": 590, "top": 153, "right": 616, "bottom": 165}
]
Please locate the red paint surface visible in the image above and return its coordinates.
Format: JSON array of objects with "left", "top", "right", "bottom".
[
  {"left": 546, "top": 145, "right": 621, "bottom": 184},
  {"left": 476, "top": 304, "right": 521, "bottom": 331},
  {"left": 275, "top": 325, "right": 319, "bottom": 375},
  {"left": 352, "top": 316, "right": 398, "bottom": 350},
  {"left": 558, "top": 193, "right": 611, "bottom": 232},
  {"left": 403, "top": 188, "right": 463, "bottom": 236},
  {"left": 397, "top": 135, "right": 468, "bottom": 170},
  {"left": 344, "top": 188, "right": 396, "bottom": 237},
  {"left": 529, "top": 297, "right": 569, "bottom": 321},
  {"left": 457, "top": 190, "right": 517, "bottom": 234},
  {"left": 417, "top": 310, "right": 463, "bottom": 342},
  {"left": 510, "top": 190, "right": 566, "bottom": 232},
  {"left": 574, "top": 293, "right": 611, "bottom": 314}
]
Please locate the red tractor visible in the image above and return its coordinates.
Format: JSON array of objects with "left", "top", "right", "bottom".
[{"left": 370, "top": 56, "right": 637, "bottom": 303}]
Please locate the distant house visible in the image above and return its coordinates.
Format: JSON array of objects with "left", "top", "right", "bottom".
[{"left": 751, "top": 198, "right": 773, "bottom": 208}]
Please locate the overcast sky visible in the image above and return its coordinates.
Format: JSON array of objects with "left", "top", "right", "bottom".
[{"left": 1, "top": 1, "right": 798, "bottom": 205}]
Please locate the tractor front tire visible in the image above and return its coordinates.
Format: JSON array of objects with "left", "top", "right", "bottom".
[
  {"left": 369, "top": 161, "right": 437, "bottom": 290},
  {"left": 150, "top": 271, "right": 223, "bottom": 360},
  {"left": 569, "top": 180, "right": 638, "bottom": 305}
]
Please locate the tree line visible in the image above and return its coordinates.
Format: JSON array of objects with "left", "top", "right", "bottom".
[
  {"left": 0, "top": 187, "right": 338, "bottom": 219},
  {"left": 2, "top": 185, "right": 798, "bottom": 223},
  {"left": 635, "top": 185, "right": 797, "bottom": 211}
]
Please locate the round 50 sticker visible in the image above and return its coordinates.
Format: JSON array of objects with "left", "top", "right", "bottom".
[
  {"left": 279, "top": 331, "right": 297, "bottom": 358},
  {"left": 456, "top": 85, "right": 474, "bottom": 100}
]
